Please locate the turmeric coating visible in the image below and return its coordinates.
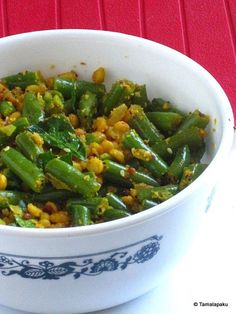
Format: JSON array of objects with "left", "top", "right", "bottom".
[{"left": 0, "top": 67, "right": 209, "bottom": 228}]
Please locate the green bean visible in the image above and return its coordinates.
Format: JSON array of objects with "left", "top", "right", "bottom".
[
  {"left": 45, "top": 158, "right": 100, "bottom": 197},
  {"left": 0, "top": 190, "right": 30, "bottom": 209},
  {"left": 78, "top": 91, "right": 97, "bottom": 131},
  {"left": 12, "top": 117, "right": 30, "bottom": 134},
  {"left": 33, "top": 190, "right": 76, "bottom": 202},
  {"left": 128, "top": 158, "right": 141, "bottom": 170},
  {"left": 0, "top": 147, "right": 45, "bottom": 193},
  {"left": 77, "top": 80, "right": 106, "bottom": 99},
  {"left": 54, "top": 78, "right": 106, "bottom": 100},
  {"left": 102, "top": 82, "right": 126, "bottom": 115},
  {"left": 167, "top": 145, "right": 190, "bottom": 182},
  {"left": 152, "top": 127, "right": 205, "bottom": 160},
  {"left": 44, "top": 92, "right": 64, "bottom": 115},
  {"left": 147, "top": 98, "right": 172, "bottom": 112},
  {"left": 103, "top": 159, "right": 160, "bottom": 187},
  {"left": 69, "top": 204, "right": 91, "bottom": 226},
  {"left": 132, "top": 84, "right": 149, "bottom": 109},
  {"left": 0, "top": 118, "right": 30, "bottom": 148},
  {"left": 0, "top": 125, "right": 16, "bottom": 137},
  {"left": 0, "top": 101, "right": 15, "bottom": 117},
  {"left": 122, "top": 130, "right": 168, "bottom": 177},
  {"left": 0, "top": 133, "right": 8, "bottom": 148},
  {"left": 54, "top": 78, "right": 76, "bottom": 99},
  {"left": 178, "top": 110, "right": 210, "bottom": 131},
  {"left": 146, "top": 112, "right": 183, "bottom": 135},
  {"left": 106, "top": 192, "right": 128, "bottom": 211},
  {"left": 22, "top": 92, "right": 44, "bottom": 125},
  {"left": 103, "top": 207, "right": 131, "bottom": 221},
  {"left": 2, "top": 71, "right": 41, "bottom": 89},
  {"left": 142, "top": 199, "right": 159, "bottom": 209},
  {"left": 16, "top": 131, "right": 43, "bottom": 161},
  {"left": 66, "top": 197, "right": 108, "bottom": 211},
  {"left": 128, "top": 105, "right": 164, "bottom": 144},
  {"left": 136, "top": 184, "right": 178, "bottom": 202},
  {"left": 179, "top": 163, "right": 208, "bottom": 190},
  {"left": 190, "top": 142, "right": 206, "bottom": 163},
  {"left": 148, "top": 98, "right": 183, "bottom": 114}
]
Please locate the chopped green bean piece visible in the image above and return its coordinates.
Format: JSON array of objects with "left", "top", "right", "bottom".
[
  {"left": 45, "top": 158, "right": 100, "bottom": 197},
  {"left": 69, "top": 204, "right": 91, "bottom": 226},
  {"left": 0, "top": 101, "right": 15, "bottom": 117},
  {"left": 1, "top": 147, "right": 45, "bottom": 193}
]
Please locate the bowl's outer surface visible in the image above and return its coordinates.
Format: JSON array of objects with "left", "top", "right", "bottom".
[{"left": 0, "top": 30, "right": 234, "bottom": 314}]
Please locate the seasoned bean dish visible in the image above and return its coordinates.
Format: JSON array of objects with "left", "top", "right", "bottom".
[{"left": 0, "top": 68, "right": 209, "bottom": 228}]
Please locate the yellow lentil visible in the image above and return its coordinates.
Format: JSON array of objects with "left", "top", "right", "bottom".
[
  {"left": 40, "top": 212, "right": 50, "bottom": 220},
  {"left": 92, "top": 67, "right": 105, "bottom": 83},
  {"left": 0, "top": 174, "right": 7, "bottom": 190},
  {"left": 89, "top": 142, "right": 104, "bottom": 156},
  {"left": 68, "top": 113, "right": 79, "bottom": 128},
  {"left": 86, "top": 157, "right": 104, "bottom": 174},
  {"left": 50, "top": 211, "right": 69, "bottom": 224},
  {"left": 93, "top": 117, "right": 108, "bottom": 132},
  {"left": 101, "top": 139, "right": 114, "bottom": 153},
  {"left": 27, "top": 203, "right": 42, "bottom": 218},
  {"left": 122, "top": 195, "right": 135, "bottom": 206},
  {"left": 8, "top": 111, "right": 21, "bottom": 123},
  {"left": 38, "top": 219, "right": 51, "bottom": 228},
  {"left": 113, "top": 121, "right": 130, "bottom": 134},
  {"left": 109, "top": 149, "right": 125, "bottom": 163}
]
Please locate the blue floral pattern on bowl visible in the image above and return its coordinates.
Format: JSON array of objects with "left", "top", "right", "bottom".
[{"left": 0, "top": 235, "right": 163, "bottom": 280}]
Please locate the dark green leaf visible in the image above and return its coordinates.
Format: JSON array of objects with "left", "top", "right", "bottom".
[
  {"left": 29, "top": 125, "right": 86, "bottom": 161},
  {"left": 37, "top": 151, "right": 55, "bottom": 169},
  {"left": 39, "top": 114, "right": 74, "bottom": 132},
  {"left": 59, "top": 152, "right": 73, "bottom": 165}
]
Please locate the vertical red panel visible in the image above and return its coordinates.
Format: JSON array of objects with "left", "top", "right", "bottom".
[
  {"left": 183, "top": 0, "right": 236, "bottom": 118},
  {"left": 102, "top": 0, "right": 140, "bottom": 36},
  {"left": 60, "top": 0, "right": 101, "bottom": 29},
  {"left": 143, "top": 0, "right": 185, "bottom": 52},
  {"left": 0, "top": 0, "right": 8, "bottom": 37},
  {"left": 227, "top": 0, "right": 236, "bottom": 60},
  {"left": 5, "top": 0, "right": 57, "bottom": 35}
]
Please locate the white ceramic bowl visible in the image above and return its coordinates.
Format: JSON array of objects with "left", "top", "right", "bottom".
[{"left": 0, "top": 30, "right": 234, "bottom": 314}]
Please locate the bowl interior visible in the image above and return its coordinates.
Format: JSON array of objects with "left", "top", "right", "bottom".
[{"left": 0, "top": 30, "right": 234, "bottom": 235}]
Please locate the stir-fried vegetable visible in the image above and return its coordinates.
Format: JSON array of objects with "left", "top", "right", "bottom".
[{"left": 0, "top": 68, "right": 209, "bottom": 228}]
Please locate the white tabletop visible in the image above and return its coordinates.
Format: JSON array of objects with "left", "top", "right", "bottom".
[{"left": 1, "top": 134, "right": 235, "bottom": 314}]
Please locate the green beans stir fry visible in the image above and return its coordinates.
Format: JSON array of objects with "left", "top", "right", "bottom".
[{"left": 0, "top": 68, "right": 209, "bottom": 228}]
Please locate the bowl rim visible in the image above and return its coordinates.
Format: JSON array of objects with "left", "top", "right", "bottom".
[{"left": 0, "top": 29, "right": 234, "bottom": 238}]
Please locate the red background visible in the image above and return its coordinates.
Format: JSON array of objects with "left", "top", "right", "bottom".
[{"left": 0, "top": 0, "right": 235, "bottom": 120}]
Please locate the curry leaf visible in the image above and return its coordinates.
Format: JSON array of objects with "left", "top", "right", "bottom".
[
  {"left": 37, "top": 151, "right": 55, "bottom": 169},
  {"left": 40, "top": 114, "right": 74, "bottom": 132},
  {"left": 28, "top": 125, "right": 86, "bottom": 161}
]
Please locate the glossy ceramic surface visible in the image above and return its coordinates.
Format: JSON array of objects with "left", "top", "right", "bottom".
[{"left": 0, "top": 30, "right": 233, "bottom": 314}]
